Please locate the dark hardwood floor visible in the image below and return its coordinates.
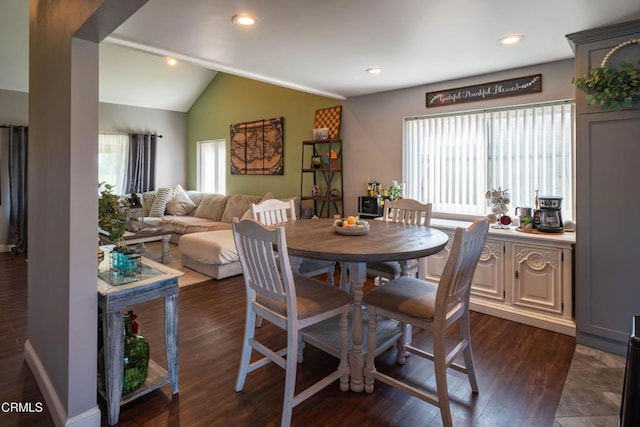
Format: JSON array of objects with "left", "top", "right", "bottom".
[{"left": 0, "top": 252, "right": 576, "bottom": 426}]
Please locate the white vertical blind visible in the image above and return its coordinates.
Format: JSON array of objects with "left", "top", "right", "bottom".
[
  {"left": 197, "top": 139, "right": 226, "bottom": 194},
  {"left": 403, "top": 102, "right": 574, "bottom": 220},
  {"left": 98, "top": 133, "right": 129, "bottom": 194}
]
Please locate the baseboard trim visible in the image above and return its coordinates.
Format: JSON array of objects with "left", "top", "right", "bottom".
[
  {"left": 24, "top": 340, "right": 101, "bottom": 427},
  {"left": 0, "top": 244, "right": 10, "bottom": 253},
  {"left": 576, "top": 331, "right": 628, "bottom": 357},
  {"left": 469, "top": 300, "right": 576, "bottom": 336}
]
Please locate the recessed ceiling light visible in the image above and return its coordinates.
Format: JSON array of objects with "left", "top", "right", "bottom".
[
  {"left": 232, "top": 13, "right": 258, "bottom": 26},
  {"left": 499, "top": 34, "right": 524, "bottom": 45},
  {"left": 366, "top": 67, "right": 382, "bottom": 75},
  {"left": 166, "top": 57, "right": 177, "bottom": 66}
]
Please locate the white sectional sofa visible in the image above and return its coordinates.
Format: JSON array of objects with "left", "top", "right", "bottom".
[
  {"left": 136, "top": 186, "right": 298, "bottom": 280},
  {"left": 137, "top": 186, "right": 266, "bottom": 279}
]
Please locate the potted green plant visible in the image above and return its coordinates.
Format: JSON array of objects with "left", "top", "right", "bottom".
[
  {"left": 98, "top": 183, "right": 140, "bottom": 275},
  {"left": 388, "top": 180, "right": 403, "bottom": 200},
  {"left": 521, "top": 215, "right": 533, "bottom": 232},
  {"left": 572, "top": 39, "right": 640, "bottom": 111},
  {"left": 98, "top": 183, "right": 129, "bottom": 247}
]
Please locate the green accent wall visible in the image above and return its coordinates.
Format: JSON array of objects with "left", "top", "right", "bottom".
[{"left": 187, "top": 73, "right": 342, "bottom": 198}]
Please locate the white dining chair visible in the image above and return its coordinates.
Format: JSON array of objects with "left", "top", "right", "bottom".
[
  {"left": 232, "top": 218, "right": 350, "bottom": 427},
  {"left": 366, "top": 198, "right": 433, "bottom": 284},
  {"left": 251, "top": 198, "right": 336, "bottom": 285},
  {"left": 363, "top": 219, "right": 489, "bottom": 427}
]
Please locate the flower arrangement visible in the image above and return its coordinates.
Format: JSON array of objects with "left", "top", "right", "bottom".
[
  {"left": 572, "top": 39, "right": 640, "bottom": 112},
  {"left": 485, "top": 186, "right": 510, "bottom": 216}
]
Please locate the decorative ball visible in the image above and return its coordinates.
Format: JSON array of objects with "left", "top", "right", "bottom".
[{"left": 564, "top": 220, "right": 576, "bottom": 231}]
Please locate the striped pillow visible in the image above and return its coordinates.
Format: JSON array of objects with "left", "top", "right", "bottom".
[
  {"left": 149, "top": 187, "right": 173, "bottom": 217},
  {"left": 140, "top": 191, "right": 157, "bottom": 217}
]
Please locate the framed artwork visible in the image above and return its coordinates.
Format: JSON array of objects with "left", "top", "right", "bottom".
[
  {"left": 230, "top": 117, "right": 284, "bottom": 175},
  {"left": 314, "top": 106, "right": 342, "bottom": 140}
]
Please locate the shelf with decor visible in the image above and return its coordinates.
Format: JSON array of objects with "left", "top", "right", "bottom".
[{"left": 300, "top": 139, "right": 343, "bottom": 218}]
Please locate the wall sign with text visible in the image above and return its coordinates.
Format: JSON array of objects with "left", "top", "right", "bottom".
[{"left": 426, "top": 74, "right": 542, "bottom": 108}]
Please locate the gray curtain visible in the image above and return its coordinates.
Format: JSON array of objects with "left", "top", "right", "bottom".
[
  {"left": 7, "top": 126, "right": 28, "bottom": 254},
  {"left": 125, "top": 133, "right": 157, "bottom": 193}
]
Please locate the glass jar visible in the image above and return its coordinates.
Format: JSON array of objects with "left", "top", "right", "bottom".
[{"left": 98, "top": 311, "right": 150, "bottom": 394}]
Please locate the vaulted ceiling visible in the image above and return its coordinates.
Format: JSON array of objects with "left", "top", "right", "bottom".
[{"left": 2, "top": 1, "right": 640, "bottom": 112}]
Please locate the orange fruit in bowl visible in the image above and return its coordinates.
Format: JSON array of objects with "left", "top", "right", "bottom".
[{"left": 346, "top": 216, "right": 357, "bottom": 225}]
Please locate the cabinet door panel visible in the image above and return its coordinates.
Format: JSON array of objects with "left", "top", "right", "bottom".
[
  {"left": 422, "top": 232, "right": 452, "bottom": 281},
  {"left": 471, "top": 240, "right": 505, "bottom": 301},
  {"left": 425, "top": 235, "right": 504, "bottom": 302},
  {"left": 513, "top": 244, "right": 562, "bottom": 314}
]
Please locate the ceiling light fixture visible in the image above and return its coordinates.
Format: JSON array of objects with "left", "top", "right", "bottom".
[
  {"left": 166, "top": 57, "right": 177, "bottom": 66},
  {"left": 366, "top": 67, "right": 382, "bottom": 75},
  {"left": 232, "top": 13, "right": 258, "bottom": 26},
  {"left": 499, "top": 34, "right": 524, "bottom": 45}
]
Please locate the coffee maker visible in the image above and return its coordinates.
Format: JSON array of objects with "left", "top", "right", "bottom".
[{"left": 534, "top": 196, "right": 564, "bottom": 233}]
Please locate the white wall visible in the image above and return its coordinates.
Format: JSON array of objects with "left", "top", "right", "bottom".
[
  {"left": 341, "top": 59, "right": 576, "bottom": 215},
  {"left": 99, "top": 103, "right": 187, "bottom": 189}
]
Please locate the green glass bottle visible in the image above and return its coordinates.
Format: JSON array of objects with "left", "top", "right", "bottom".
[
  {"left": 98, "top": 311, "right": 150, "bottom": 394},
  {"left": 122, "top": 311, "right": 150, "bottom": 394}
]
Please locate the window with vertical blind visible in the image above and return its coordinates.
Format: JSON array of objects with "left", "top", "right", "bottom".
[
  {"left": 197, "top": 139, "right": 226, "bottom": 194},
  {"left": 403, "top": 102, "right": 575, "bottom": 220}
]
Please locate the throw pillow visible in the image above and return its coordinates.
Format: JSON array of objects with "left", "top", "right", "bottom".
[
  {"left": 140, "top": 190, "right": 157, "bottom": 217},
  {"left": 166, "top": 187, "right": 197, "bottom": 216},
  {"left": 149, "top": 187, "right": 173, "bottom": 217},
  {"left": 193, "top": 194, "right": 227, "bottom": 221}
]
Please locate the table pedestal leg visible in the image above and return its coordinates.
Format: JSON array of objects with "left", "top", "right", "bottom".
[{"left": 347, "top": 261, "right": 366, "bottom": 392}]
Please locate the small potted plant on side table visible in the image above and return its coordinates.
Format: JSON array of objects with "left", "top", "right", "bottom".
[{"left": 98, "top": 183, "right": 140, "bottom": 276}]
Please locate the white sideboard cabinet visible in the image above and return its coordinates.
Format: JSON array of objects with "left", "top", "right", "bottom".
[{"left": 423, "top": 220, "right": 575, "bottom": 336}]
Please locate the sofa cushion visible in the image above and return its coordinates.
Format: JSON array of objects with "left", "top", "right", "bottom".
[
  {"left": 193, "top": 194, "right": 227, "bottom": 221},
  {"left": 185, "top": 191, "right": 206, "bottom": 215},
  {"left": 160, "top": 216, "right": 232, "bottom": 235},
  {"left": 179, "top": 230, "right": 239, "bottom": 265},
  {"left": 220, "top": 193, "right": 264, "bottom": 223},
  {"left": 166, "top": 186, "right": 197, "bottom": 216}
]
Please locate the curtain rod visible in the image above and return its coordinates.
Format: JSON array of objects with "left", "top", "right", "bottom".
[
  {"left": 1, "top": 124, "right": 26, "bottom": 128},
  {"left": 131, "top": 132, "right": 163, "bottom": 138}
]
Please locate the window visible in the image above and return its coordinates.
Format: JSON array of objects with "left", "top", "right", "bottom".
[
  {"left": 403, "top": 102, "right": 575, "bottom": 221},
  {"left": 98, "top": 133, "right": 129, "bottom": 194},
  {"left": 197, "top": 139, "right": 226, "bottom": 194}
]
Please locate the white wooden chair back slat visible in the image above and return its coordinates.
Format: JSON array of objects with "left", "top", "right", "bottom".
[
  {"left": 383, "top": 198, "right": 432, "bottom": 226},
  {"left": 251, "top": 199, "right": 296, "bottom": 226}
]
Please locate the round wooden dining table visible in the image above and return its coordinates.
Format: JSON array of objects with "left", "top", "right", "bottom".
[{"left": 278, "top": 218, "right": 449, "bottom": 392}]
